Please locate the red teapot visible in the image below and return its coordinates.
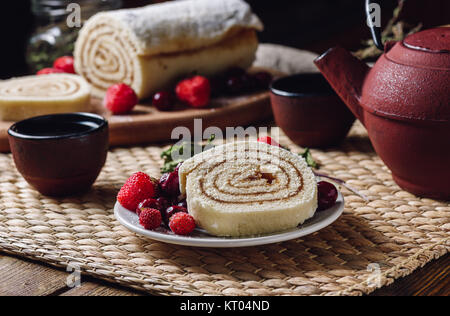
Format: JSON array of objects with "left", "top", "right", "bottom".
[{"left": 314, "top": 3, "right": 449, "bottom": 199}]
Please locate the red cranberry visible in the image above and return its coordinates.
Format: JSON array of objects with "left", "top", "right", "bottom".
[
  {"left": 163, "top": 206, "right": 188, "bottom": 226},
  {"left": 177, "top": 199, "right": 188, "bottom": 209},
  {"left": 226, "top": 76, "right": 246, "bottom": 94},
  {"left": 159, "top": 171, "right": 180, "bottom": 198},
  {"left": 137, "top": 198, "right": 162, "bottom": 216},
  {"left": 156, "top": 197, "right": 170, "bottom": 212},
  {"left": 153, "top": 91, "right": 174, "bottom": 111},
  {"left": 252, "top": 72, "right": 273, "bottom": 90},
  {"left": 241, "top": 73, "right": 258, "bottom": 92},
  {"left": 317, "top": 181, "right": 338, "bottom": 211},
  {"left": 210, "top": 76, "right": 227, "bottom": 97}
]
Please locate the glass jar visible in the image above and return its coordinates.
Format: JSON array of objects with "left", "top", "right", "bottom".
[{"left": 26, "top": 0, "right": 122, "bottom": 73}]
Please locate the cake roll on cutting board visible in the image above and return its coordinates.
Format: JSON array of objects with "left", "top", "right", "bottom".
[
  {"left": 74, "top": 0, "right": 264, "bottom": 99},
  {"left": 0, "top": 74, "right": 91, "bottom": 122}
]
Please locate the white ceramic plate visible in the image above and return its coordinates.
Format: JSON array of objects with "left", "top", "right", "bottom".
[{"left": 114, "top": 192, "right": 344, "bottom": 248}]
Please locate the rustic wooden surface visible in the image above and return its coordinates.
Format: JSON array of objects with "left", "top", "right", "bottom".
[
  {"left": 0, "top": 92, "right": 272, "bottom": 153},
  {"left": 0, "top": 252, "right": 447, "bottom": 296}
]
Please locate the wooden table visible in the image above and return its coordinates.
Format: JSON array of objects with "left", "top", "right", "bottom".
[{"left": 0, "top": 252, "right": 448, "bottom": 296}]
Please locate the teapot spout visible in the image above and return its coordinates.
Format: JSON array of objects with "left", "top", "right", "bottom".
[{"left": 314, "top": 47, "right": 370, "bottom": 126}]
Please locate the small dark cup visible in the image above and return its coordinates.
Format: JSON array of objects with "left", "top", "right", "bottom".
[
  {"left": 8, "top": 113, "right": 109, "bottom": 197},
  {"left": 270, "top": 73, "right": 356, "bottom": 148}
]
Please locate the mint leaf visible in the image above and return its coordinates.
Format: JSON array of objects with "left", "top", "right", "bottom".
[
  {"left": 301, "top": 148, "right": 319, "bottom": 169},
  {"left": 161, "top": 135, "right": 216, "bottom": 173}
]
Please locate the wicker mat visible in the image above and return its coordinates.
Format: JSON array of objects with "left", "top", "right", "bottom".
[{"left": 0, "top": 122, "right": 448, "bottom": 296}]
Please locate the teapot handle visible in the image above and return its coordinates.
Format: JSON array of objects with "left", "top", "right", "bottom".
[{"left": 365, "top": 0, "right": 384, "bottom": 50}]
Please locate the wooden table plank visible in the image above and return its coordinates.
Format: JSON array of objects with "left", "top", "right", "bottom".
[
  {"left": 0, "top": 254, "right": 69, "bottom": 296},
  {"left": 60, "top": 282, "right": 144, "bottom": 296},
  {"left": 0, "top": 252, "right": 448, "bottom": 296},
  {"left": 0, "top": 252, "right": 145, "bottom": 296},
  {"left": 370, "top": 254, "right": 449, "bottom": 296}
]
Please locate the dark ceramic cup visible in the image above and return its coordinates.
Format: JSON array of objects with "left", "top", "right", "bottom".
[
  {"left": 8, "top": 113, "right": 109, "bottom": 197},
  {"left": 270, "top": 73, "right": 356, "bottom": 148}
]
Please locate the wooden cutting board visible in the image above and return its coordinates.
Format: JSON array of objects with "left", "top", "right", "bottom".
[{"left": 0, "top": 91, "right": 272, "bottom": 153}]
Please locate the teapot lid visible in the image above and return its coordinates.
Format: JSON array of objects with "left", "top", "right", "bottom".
[
  {"left": 404, "top": 27, "right": 450, "bottom": 53},
  {"left": 386, "top": 27, "right": 450, "bottom": 69},
  {"left": 362, "top": 27, "right": 450, "bottom": 123}
]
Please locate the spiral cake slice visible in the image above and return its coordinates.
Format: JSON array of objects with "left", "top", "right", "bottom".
[
  {"left": 179, "top": 142, "right": 318, "bottom": 237},
  {"left": 0, "top": 74, "right": 91, "bottom": 121}
]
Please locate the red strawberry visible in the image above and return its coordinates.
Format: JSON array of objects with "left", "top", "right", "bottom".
[
  {"left": 169, "top": 212, "right": 196, "bottom": 236},
  {"left": 257, "top": 136, "right": 280, "bottom": 147},
  {"left": 175, "top": 76, "right": 211, "bottom": 108},
  {"left": 117, "top": 172, "right": 158, "bottom": 211},
  {"left": 139, "top": 208, "right": 162, "bottom": 230},
  {"left": 104, "top": 83, "right": 138, "bottom": 115},
  {"left": 53, "top": 56, "right": 76, "bottom": 74},
  {"left": 37, "top": 68, "right": 64, "bottom": 75},
  {"left": 163, "top": 206, "right": 188, "bottom": 226}
]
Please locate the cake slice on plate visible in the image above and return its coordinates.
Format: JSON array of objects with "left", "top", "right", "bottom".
[{"left": 179, "top": 141, "right": 318, "bottom": 237}]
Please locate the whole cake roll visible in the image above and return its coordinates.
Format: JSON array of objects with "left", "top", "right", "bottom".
[
  {"left": 0, "top": 74, "right": 91, "bottom": 122},
  {"left": 179, "top": 142, "right": 318, "bottom": 237},
  {"left": 74, "top": 0, "right": 263, "bottom": 99}
]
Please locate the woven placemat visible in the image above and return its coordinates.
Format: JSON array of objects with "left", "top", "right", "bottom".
[{"left": 0, "top": 122, "right": 448, "bottom": 296}]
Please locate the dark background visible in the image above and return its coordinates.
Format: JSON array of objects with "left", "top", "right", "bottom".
[{"left": 0, "top": 0, "right": 448, "bottom": 79}]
